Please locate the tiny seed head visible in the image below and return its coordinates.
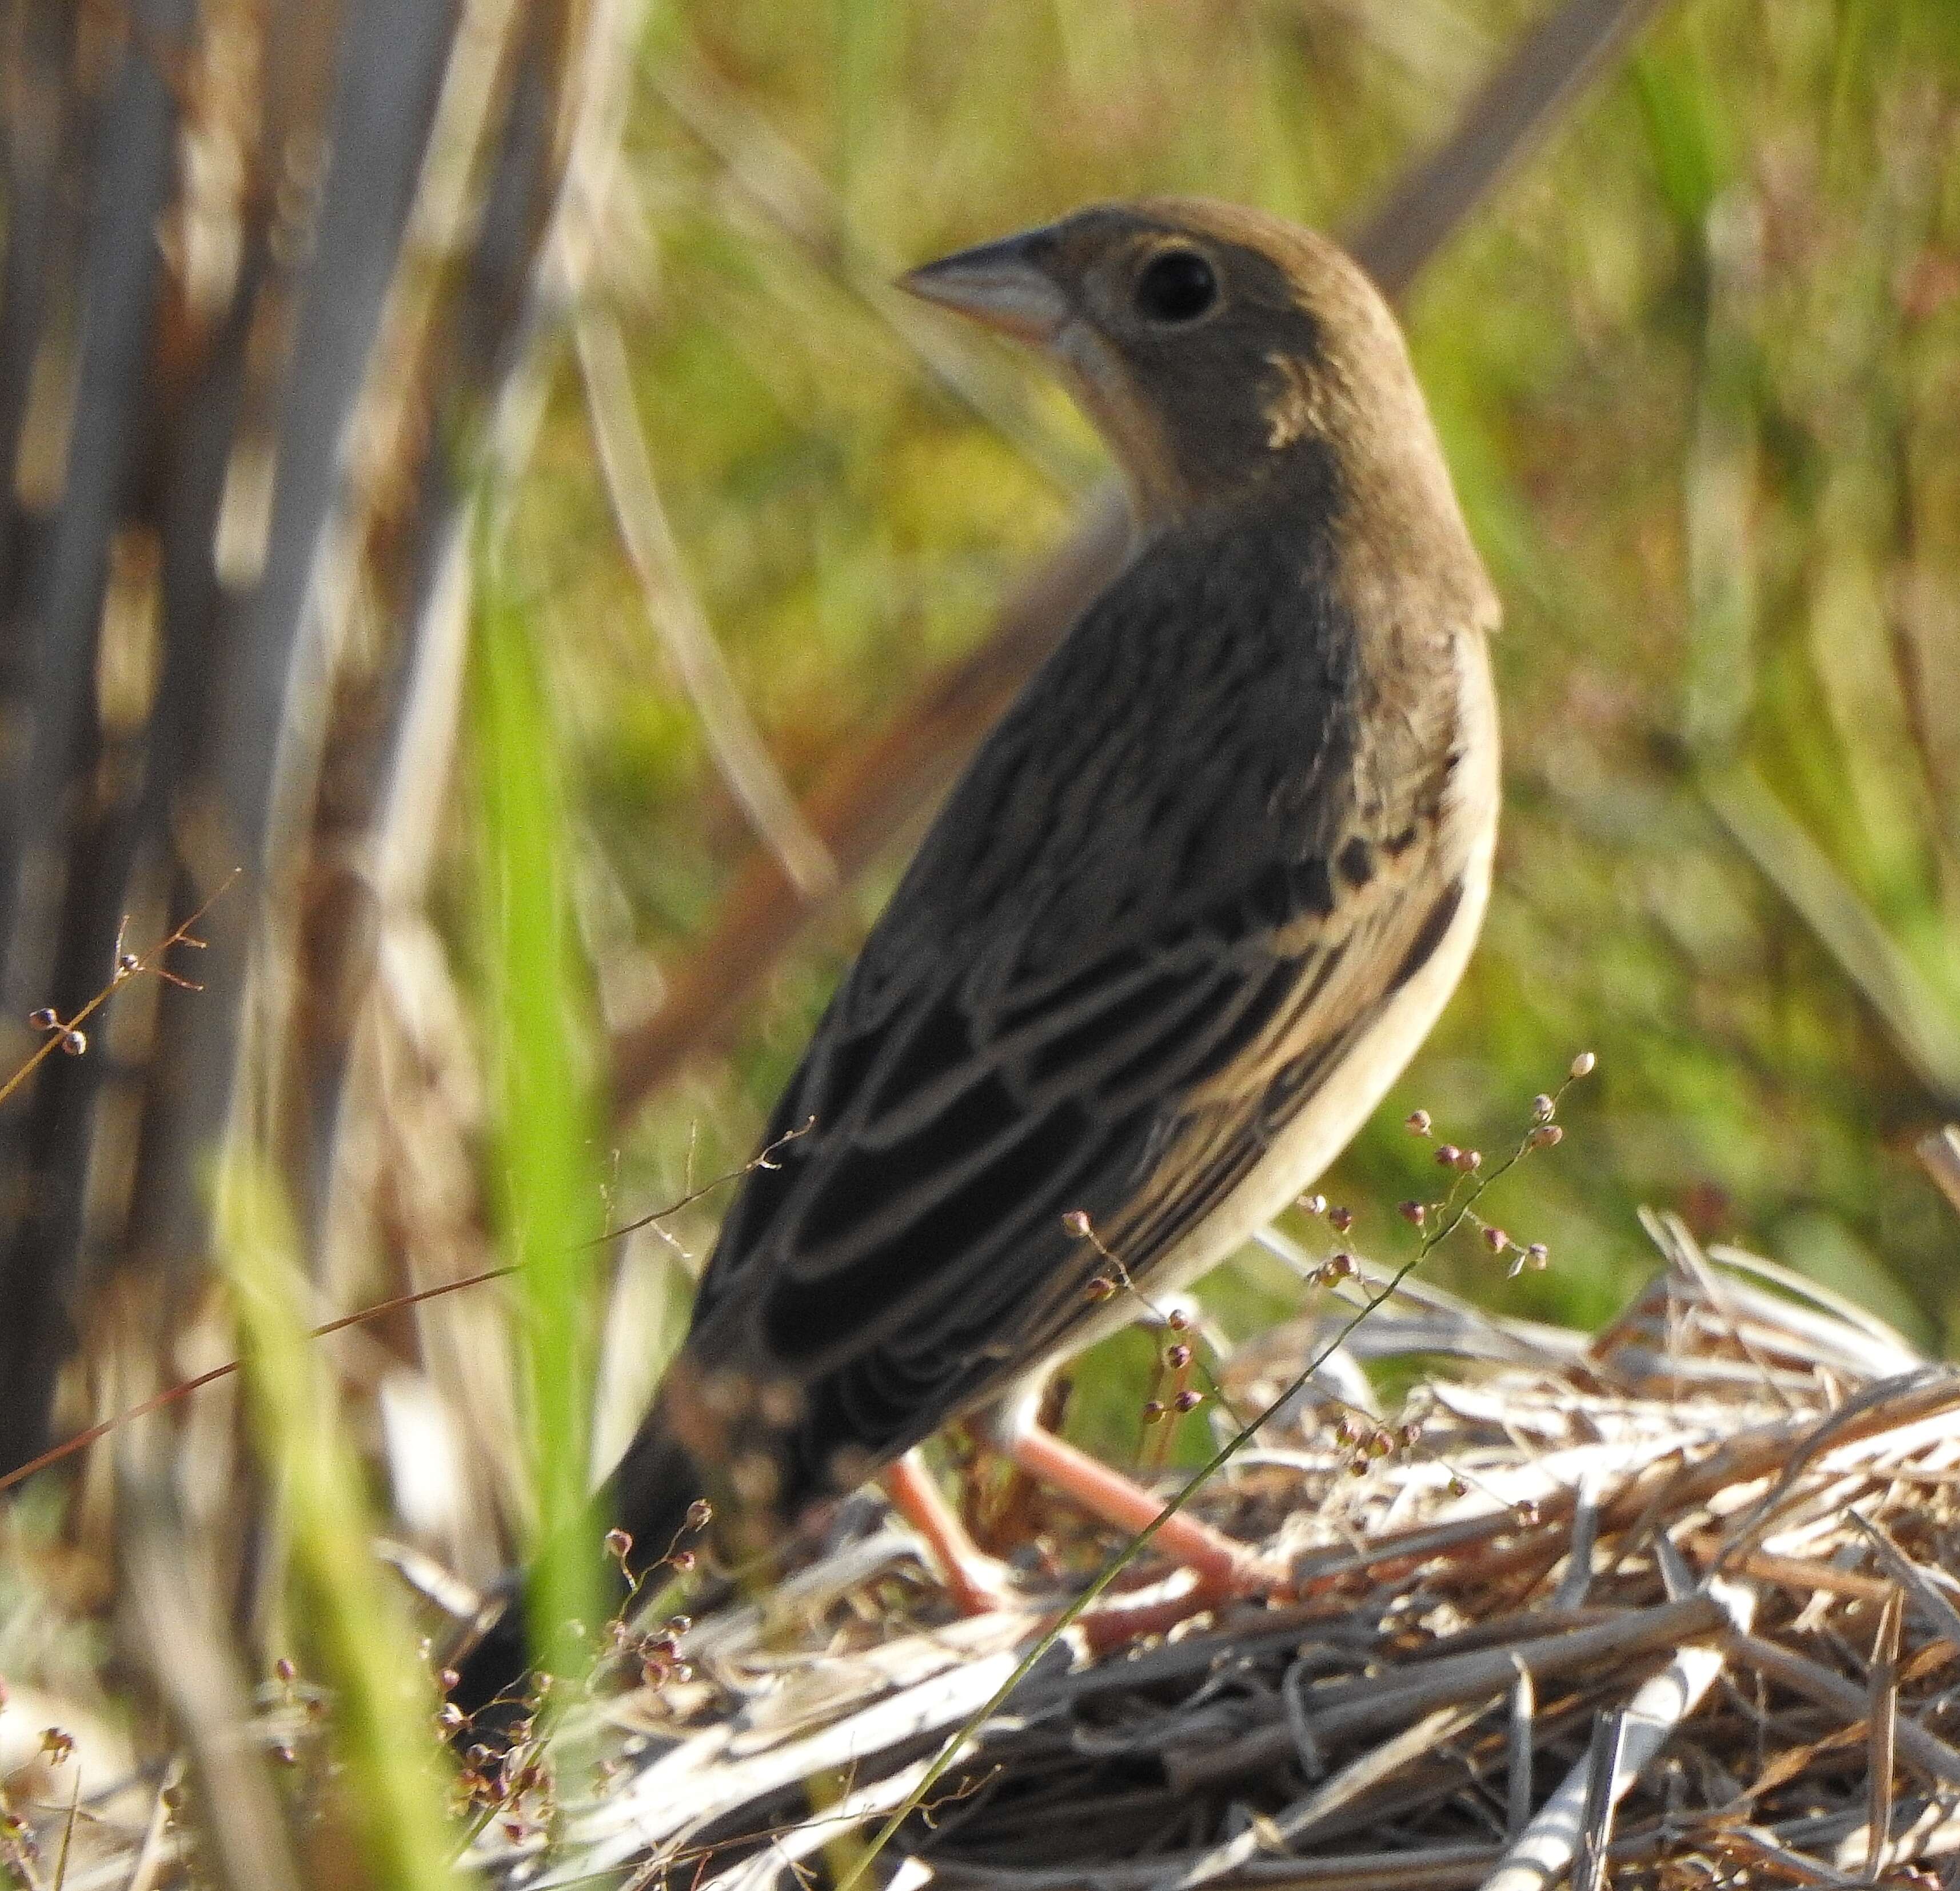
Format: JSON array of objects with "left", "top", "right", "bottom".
[
  {"left": 1570, "top": 1050, "right": 1596, "bottom": 1079},
  {"left": 1405, "top": 1110, "right": 1431, "bottom": 1135}
]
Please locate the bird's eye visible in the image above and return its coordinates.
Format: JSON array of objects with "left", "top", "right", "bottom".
[{"left": 1134, "top": 249, "right": 1217, "bottom": 323}]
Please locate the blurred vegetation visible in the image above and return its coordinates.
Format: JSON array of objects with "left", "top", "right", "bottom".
[
  {"left": 484, "top": 0, "right": 1960, "bottom": 1464},
  {"left": 220, "top": 1163, "right": 457, "bottom": 1891},
  {"left": 469, "top": 569, "right": 608, "bottom": 1676}
]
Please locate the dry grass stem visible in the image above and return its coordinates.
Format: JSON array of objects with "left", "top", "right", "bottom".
[
  {"left": 20, "top": 1233, "right": 1960, "bottom": 1890},
  {"left": 448, "top": 1239, "right": 1959, "bottom": 1890}
]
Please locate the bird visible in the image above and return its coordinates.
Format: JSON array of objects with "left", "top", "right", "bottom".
[{"left": 453, "top": 195, "right": 1499, "bottom": 1714}]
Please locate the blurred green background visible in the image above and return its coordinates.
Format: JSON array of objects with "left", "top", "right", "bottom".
[{"left": 490, "top": 0, "right": 1960, "bottom": 1420}]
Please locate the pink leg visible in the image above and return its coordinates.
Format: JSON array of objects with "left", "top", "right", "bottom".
[
  {"left": 1005, "top": 1423, "right": 1284, "bottom": 1598},
  {"left": 881, "top": 1455, "right": 1024, "bottom": 1616}
]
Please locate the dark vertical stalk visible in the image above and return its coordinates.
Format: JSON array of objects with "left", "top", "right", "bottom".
[{"left": 0, "top": 0, "right": 621, "bottom": 1482}]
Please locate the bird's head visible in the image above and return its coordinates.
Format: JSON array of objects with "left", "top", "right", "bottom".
[{"left": 902, "top": 197, "right": 1460, "bottom": 549}]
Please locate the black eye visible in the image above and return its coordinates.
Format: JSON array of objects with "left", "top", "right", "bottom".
[{"left": 1134, "top": 249, "right": 1217, "bottom": 323}]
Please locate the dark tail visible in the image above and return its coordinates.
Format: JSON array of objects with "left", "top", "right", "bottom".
[
  {"left": 446, "top": 1400, "right": 710, "bottom": 1734},
  {"left": 608, "top": 1401, "right": 714, "bottom": 1578},
  {"left": 446, "top": 1578, "right": 534, "bottom": 1730}
]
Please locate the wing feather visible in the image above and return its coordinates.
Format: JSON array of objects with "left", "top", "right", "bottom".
[{"left": 677, "top": 505, "right": 1479, "bottom": 1510}]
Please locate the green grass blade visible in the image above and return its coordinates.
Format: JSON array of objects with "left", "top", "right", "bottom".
[
  {"left": 220, "top": 1162, "right": 460, "bottom": 1891},
  {"left": 470, "top": 578, "right": 608, "bottom": 1673}
]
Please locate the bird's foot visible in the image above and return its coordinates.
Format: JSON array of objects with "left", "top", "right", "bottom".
[
  {"left": 1004, "top": 1422, "right": 1288, "bottom": 1598},
  {"left": 884, "top": 1427, "right": 1292, "bottom": 1633},
  {"left": 881, "top": 1454, "right": 1029, "bottom": 1616}
]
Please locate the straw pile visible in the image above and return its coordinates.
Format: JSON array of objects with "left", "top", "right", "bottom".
[{"left": 489, "top": 1216, "right": 1960, "bottom": 1891}]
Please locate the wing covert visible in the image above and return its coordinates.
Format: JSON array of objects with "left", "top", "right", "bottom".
[{"left": 676, "top": 502, "right": 1480, "bottom": 1509}]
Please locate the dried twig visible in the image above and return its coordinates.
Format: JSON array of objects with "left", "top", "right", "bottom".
[
  {"left": 1169, "top": 1594, "right": 1731, "bottom": 1792},
  {"left": 1722, "top": 1632, "right": 1960, "bottom": 1786},
  {"left": 37, "top": 1214, "right": 1960, "bottom": 1890},
  {"left": 1917, "top": 1126, "right": 1960, "bottom": 1221},
  {"left": 1480, "top": 1581, "right": 1752, "bottom": 1891},
  {"left": 1845, "top": 1509, "right": 1960, "bottom": 1650},
  {"left": 1167, "top": 1701, "right": 1496, "bottom": 1888},
  {"left": 0, "top": 871, "right": 234, "bottom": 1114},
  {"left": 1865, "top": 1588, "right": 1904, "bottom": 1880}
]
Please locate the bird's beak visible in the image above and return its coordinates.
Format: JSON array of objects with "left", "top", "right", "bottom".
[{"left": 899, "top": 230, "right": 1071, "bottom": 345}]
